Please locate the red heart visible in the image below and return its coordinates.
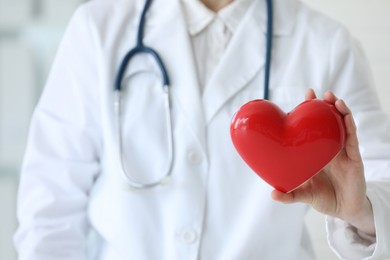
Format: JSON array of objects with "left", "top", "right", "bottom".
[{"left": 230, "top": 99, "right": 346, "bottom": 193}]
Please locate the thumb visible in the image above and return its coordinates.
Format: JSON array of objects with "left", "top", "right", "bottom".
[{"left": 271, "top": 186, "right": 315, "bottom": 205}]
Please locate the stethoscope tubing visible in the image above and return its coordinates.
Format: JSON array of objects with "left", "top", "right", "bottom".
[
  {"left": 115, "top": 0, "right": 169, "bottom": 91},
  {"left": 114, "top": 86, "right": 174, "bottom": 189},
  {"left": 264, "top": 0, "right": 273, "bottom": 100},
  {"left": 114, "top": 0, "right": 273, "bottom": 189},
  {"left": 114, "top": 0, "right": 173, "bottom": 189}
]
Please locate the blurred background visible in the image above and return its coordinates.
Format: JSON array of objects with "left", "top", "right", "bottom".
[{"left": 0, "top": 0, "right": 389, "bottom": 259}]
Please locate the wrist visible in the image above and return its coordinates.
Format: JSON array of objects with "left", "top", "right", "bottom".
[{"left": 343, "top": 197, "right": 376, "bottom": 236}]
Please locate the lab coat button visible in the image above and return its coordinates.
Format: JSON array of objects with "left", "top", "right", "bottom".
[
  {"left": 182, "top": 229, "right": 197, "bottom": 244},
  {"left": 187, "top": 150, "right": 202, "bottom": 164}
]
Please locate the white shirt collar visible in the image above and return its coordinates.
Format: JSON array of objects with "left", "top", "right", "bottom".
[{"left": 181, "top": 0, "right": 253, "bottom": 36}]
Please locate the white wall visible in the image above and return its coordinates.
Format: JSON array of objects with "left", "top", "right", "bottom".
[{"left": 0, "top": 0, "right": 389, "bottom": 259}]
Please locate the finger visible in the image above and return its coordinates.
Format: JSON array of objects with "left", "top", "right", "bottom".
[
  {"left": 324, "top": 91, "right": 338, "bottom": 104},
  {"left": 335, "top": 99, "right": 352, "bottom": 116},
  {"left": 271, "top": 188, "right": 313, "bottom": 205},
  {"left": 336, "top": 100, "right": 362, "bottom": 162},
  {"left": 344, "top": 114, "right": 362, "bottom": 161},
  {"left": 305, "top": 88, "right": 317, "bottom": 100}
]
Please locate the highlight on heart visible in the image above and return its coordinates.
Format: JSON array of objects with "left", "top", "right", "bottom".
[{"left": 230, "top": 99, "right": 346, "bottom": 193}]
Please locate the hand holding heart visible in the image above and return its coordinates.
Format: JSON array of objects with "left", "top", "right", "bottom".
[{"left": 272, "top": 89, "right": 375, "bottom": 236}]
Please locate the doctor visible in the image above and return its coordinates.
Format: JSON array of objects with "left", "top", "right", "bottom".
[{"left": 14, "top": 0, "right": 390, "bottom": 259}]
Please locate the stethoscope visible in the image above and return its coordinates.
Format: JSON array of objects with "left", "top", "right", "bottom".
[{"left": 114, "top": 0, "right": 273, "bottom": 189}]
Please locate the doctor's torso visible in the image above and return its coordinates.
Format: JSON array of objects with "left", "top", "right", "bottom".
[{"left": 25, "top": 0, "right": 381, "bottom": 259}]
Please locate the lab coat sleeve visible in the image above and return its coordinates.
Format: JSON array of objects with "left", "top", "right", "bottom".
[
  {"left": 324, "top": 27, "right": 390, "bottom": 259},
  {"left": 14, "top": 4, "right": 101, "bottom": 260}
]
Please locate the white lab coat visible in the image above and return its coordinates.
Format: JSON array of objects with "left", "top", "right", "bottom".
[{"left": 14, "top": 0, "right": 390, "bottom": 259}]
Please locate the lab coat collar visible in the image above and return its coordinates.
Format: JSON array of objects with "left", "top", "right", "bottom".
[
  {"left": 180, "top": 0, "right": 215, "bottom": 36},
  {"left": 192, "top": 0, "right": 300, "bottom": 37},
  {"left": 141, "top": 0, "right": 298, "bottom": 36},
  {"left": 147, "top": 0, "right": 298, "bottom": 36},
  {"left": 180, "top": 0, "right": 253, "bottom": 36},
  {"left": 202, "top": 0, "right": 298, "bottom": 123}
]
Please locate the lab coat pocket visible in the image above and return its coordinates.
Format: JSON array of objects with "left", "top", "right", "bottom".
[{"left": 118, "top": 58, "right": 170, "bottom": 184}]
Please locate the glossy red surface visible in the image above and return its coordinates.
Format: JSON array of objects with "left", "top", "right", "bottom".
[{"left": 230, "top": 99, "right": 346, "bottom": 193}]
